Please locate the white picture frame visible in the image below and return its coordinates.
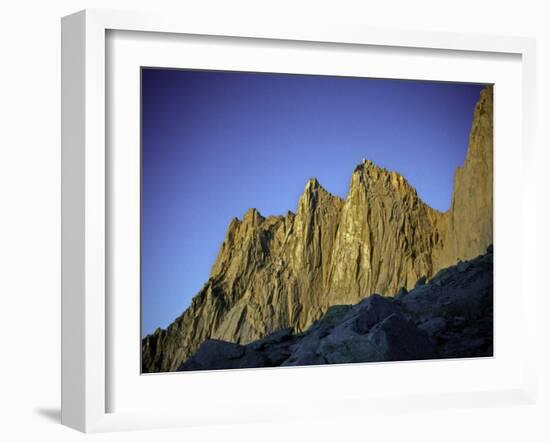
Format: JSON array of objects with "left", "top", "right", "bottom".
[{"left": 61, "top": 9, "right": 537, "bottom": 433}]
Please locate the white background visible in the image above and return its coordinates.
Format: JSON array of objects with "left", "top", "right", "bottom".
[{"left": 0, "top": 1, "right": 548, "bottom": 441}]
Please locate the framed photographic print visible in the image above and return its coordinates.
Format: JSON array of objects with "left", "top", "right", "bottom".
[{"left": 61, "top": 9, "right": 537, "bottom": 433}]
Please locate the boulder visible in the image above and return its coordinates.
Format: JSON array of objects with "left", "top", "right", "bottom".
[
  {"left": 178, "top": 339, "right": 245, "bottom": 371},
  {"left": 366, "top": 313, "right": 437, "bottom": 361},
  {"left": 354, "top": 294, "right": 402, "bottom": 334}
]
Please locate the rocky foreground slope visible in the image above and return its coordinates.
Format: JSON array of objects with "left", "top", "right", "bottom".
[
  {"left": 142, "top": 86, "right": 493, "bottom": 373},
  {"left": 179, "top": 246, "right": 493, "bottom": 371}
]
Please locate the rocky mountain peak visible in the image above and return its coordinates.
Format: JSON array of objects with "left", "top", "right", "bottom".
[
  {"left": 299, "top": 177, "right": 339, "bottom": 202},
  {"left": 304, "top": 176, "right": 321, "bottom": 190},
  {"left": 242, "top": 207, "right": 263, "bottom": 225},
  {"left": 142, "top": 85, "right": 494, "bottom": 373},
  {"left": 350, "top": 159, "right": 418, "bottom": 199},
  {"left": 296, "top": 177, "right": 343, "bottom": 229}
]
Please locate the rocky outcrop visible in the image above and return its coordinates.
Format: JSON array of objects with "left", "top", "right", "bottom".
[
  {"left": 434, "top": 86, "right": 494, "bottom": 269},
  {"left": 325, "top": 160, "right": 444, "bottom": 305},
  {"left": 178, "top": 247, "right": 493, "bottom": 371},
  {"left": 142, "top": 182, "right": 346, "bottom": 372},
  {"left": 142, "top": 86, "right": 493, "bottom": 373}
]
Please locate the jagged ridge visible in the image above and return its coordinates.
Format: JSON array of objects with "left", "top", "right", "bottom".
[{"left": 142, "top": 86, "right": 493, "bottom": 373}]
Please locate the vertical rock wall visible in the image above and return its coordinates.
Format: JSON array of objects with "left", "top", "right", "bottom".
[{"left": 142, "top": 86, "right": 493, "bottom": 373}]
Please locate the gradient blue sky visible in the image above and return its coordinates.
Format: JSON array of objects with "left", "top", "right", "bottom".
[{"left": 141, "top": 68, "right": 485, "bottom": 337}]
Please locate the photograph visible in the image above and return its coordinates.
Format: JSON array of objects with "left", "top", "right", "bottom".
[
  {"left": 1, "top": 0, "right": 545, "bottom": 439},
  {"left": 140, "top": 68, "right": 494, "bottom": 373}
]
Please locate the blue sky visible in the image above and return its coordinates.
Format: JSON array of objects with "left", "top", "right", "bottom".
[{"left": 141, "top": 68, "right": 485, "bottom": 337}]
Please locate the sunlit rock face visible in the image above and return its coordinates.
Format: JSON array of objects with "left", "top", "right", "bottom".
[
  {"left": 326, "top": 159, "right": 445, "bottom": 305},
  {"left": 434, "top": 86, "right": 494, "bottom": 269},
  {"left": 142, "top": 86, "right": 493, "bottom": 373},
  {"left": 177, "top": 247, "right": 494, "bottom": 372}
]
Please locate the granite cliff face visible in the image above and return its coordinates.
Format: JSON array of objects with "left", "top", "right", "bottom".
[
  {"left": 434, "top": 87, "right": 494, "bottom": 269},
  {"left": 178, "top": 247, "right": 493, "bottom": 371},
  {"left": 142, "top": 86, "right": 493, "bottom": 373}
]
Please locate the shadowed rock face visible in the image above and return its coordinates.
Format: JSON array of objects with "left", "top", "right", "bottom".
[
  {"left": 142, "top": 86, "right": 493, "bottom": 373},
  {"left": 178, "top": 247, "right": 493, "bottom": 371}
]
